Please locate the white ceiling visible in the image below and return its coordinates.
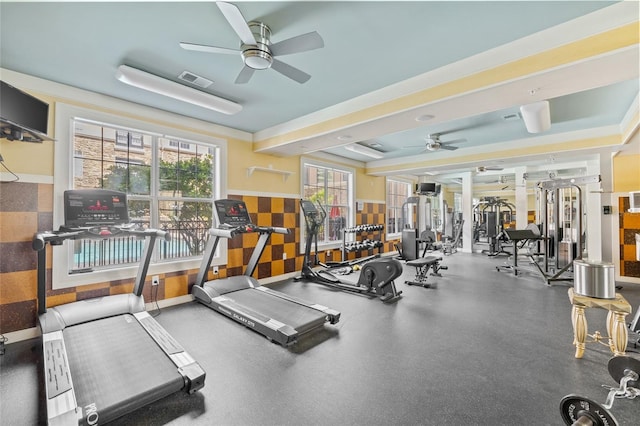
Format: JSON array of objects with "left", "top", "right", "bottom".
[{"left": 1, "top": 1, "right": 638, "bottom": 187}]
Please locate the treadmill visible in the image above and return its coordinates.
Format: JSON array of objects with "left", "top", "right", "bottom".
[
  {"left": 33, "top": 189, "right": 205, "bottom": 425},
  {"left": 192, "top": 199, "right": 341, "bottom": 346}
]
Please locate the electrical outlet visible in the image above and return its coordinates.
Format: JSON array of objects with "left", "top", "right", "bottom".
[
  {"left": 152, "top": 275, "right": 159, "bottom": 286},
  {"left": 326, "top": 250, "right": 331, "bottom": 258},
  {"left": 213, "top": 266, "right": 219, "bottom": 274},
  {"left": 283, "top": 253, "right": 287, "bottom": 260}
]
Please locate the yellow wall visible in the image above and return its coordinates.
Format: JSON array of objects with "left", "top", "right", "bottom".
[
  {"left": 356, "top": 167, "right": 386, "bottom": 201},
  {"left": 613, "top": 154, "right": 640, "bottom": 193},
  {"left": 228, "top": 139, "right": 301, "bottom": 193}
]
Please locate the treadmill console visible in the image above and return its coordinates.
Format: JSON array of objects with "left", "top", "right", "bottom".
[
  {"left": 214, "top": 199, "right": 252, "bottom": 228},
  {"left": 64, "top": 189, "right": 129, "bottom": 228}
]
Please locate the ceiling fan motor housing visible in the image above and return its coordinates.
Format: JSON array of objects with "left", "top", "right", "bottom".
[
  {"left": 242, "top": 21, "right": 273, "bottom": 69},
  {"left": 426, "top": 142, "right": 441, "bottom": 151}
]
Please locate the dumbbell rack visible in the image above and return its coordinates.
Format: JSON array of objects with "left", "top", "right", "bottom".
[{"left": 341, "top": 224, "right": 384, "bottom": 262}]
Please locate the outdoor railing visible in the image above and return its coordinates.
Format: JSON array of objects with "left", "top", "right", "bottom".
[{"left": 71, "top": 221, "right": 211, "bottom": 270}]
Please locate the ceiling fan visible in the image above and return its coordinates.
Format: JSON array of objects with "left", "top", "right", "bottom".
[
  {"left": 405, "top": 133, "right": 467, "bottom": 152},
  {"left": 476, "top": 165, "right": 504, "bottom": 173},
  {"left": 180, "top": 2, "right": 324, "bottom": 84}
]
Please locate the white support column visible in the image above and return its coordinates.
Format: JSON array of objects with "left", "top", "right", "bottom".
[
  {"left": 461, "top": 171, "right": 473, "bottom": 253},
  {"left": 585, "top": 156, "right": 605, "bottom": 261},
  {"left": 515, "top": 167, "right": 528, "bottom": 229}
]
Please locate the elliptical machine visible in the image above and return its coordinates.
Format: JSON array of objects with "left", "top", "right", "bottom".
[{"left": 295, "top": 199, "right": 402, "bottom": 303}]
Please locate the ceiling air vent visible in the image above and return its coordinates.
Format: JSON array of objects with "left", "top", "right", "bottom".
[
  {"left": 502, "top": 113, "right": 521, "bottom": 121},
  {"left": 178, "top": 71, "right": 213, "bottom": 88}
]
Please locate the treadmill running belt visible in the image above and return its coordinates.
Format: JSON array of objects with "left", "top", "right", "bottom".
[
  {"left": 63, "top": 314, "right": 185, "bottom": 424},
  {"left": 222, "top": 288, "right": 327, "bottom": 334}
]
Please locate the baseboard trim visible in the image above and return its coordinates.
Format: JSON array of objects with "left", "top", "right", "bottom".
[{"left": 2, "top": 327, "right": 40, "bottom": 345}]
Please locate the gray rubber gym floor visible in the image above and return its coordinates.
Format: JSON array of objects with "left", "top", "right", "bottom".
[{"left": 2, "top": 252, "right": 639, "bottom": 425}]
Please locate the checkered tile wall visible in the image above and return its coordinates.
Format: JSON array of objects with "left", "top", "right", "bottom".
[
  {"left": 619, "top": 196, "right": 640, "bottom": 278},
  {"left": 0, "top": 186, "right": 392, "bottom": 333}
]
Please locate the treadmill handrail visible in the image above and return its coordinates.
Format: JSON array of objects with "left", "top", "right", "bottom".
[
  {"left": 33, "top": 226, "right": 170, "bottom": 314},
  {"left": 198, "top": 224, "right": 291, "bottom": 283},
  {"left": 209, "top": 224, "right": 289, "bottom": 238},
  {"left": 33, "top": 226, "right": 170, "bottom": 250}
]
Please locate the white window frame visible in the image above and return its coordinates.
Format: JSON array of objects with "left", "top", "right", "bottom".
[
  {"left": 386, "top": 177, "right": 413, "bottom": 239},
  {"left": 53, "top": 103, "right": 227, "bottom": 290},
  {"left": 300, "top": 157, "right": 355, "bottom": 252}
]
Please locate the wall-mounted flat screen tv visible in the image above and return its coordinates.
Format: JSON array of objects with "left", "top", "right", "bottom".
[
  {"left": 0, "top": 80, "right": 49, "bottom": 138},
  {"left": 416, "top": 182, "right": 441, "bottom": 195}
]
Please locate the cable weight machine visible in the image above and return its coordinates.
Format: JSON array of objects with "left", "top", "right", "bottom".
[
  {"left": 529, "top": 175, "right": 600, "bottom": 285},
  {"left": 473, "top": 197, "right": 514, "bottom": 256}
]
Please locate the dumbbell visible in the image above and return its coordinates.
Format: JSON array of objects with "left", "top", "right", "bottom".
[
  {"left": 559, "top": 395, "right": 617, "bottom": 426},
  {"left": 603, "top": 355, "right": 639, "bottom": 408},
  {"left": 559, "top": 356, "right": 639, "bottom": 426}
]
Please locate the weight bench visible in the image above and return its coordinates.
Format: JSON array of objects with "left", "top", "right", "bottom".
[{"left": 405, "top": 256, "right": 448, "bottom": 288}]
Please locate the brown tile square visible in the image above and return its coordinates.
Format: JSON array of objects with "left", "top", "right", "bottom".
[
  {"left": 257, "top": 196, "right": 271, "bottom": 213},
  {"left": 284, "top": 198, "right": 296, "bottom": 213},
  {"left": 257, "top": 262, "right": 271, "bottom": 279},
  {"left": 0, "top": 241, "right": 37, "bottom": 273},
  {"left": 0, "top": 182, "right": 38, "bottom": 212},
  {"left": 272, "top": 213, "right": 284, "bottom": 227},
  {"left": 271, "top": 244, "right": 283, "bottom": 260},
  {"left": 38, "top": 212, "right": 53, "bottom": 232},
  {"left": 76, "top": 287, "right": 110, "bottom": 301},
  {"left": 0, "top": 300, "right": 37, "bottom": 333}
]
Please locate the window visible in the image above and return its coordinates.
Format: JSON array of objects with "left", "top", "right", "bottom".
[
  {"left": 71, "top": 119, "right": 217, "bottom": 272},
  {"left": 386, "top": 179, "right": 412, "bottom": 236},
  {"left": 302, "top": 161, "right": 353, "bottom": 246}
]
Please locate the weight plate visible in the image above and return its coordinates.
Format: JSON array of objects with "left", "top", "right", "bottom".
[
  {"left": 608, "top": 356, "right": 640, "bottom": 388},
  {"left": 559, "top": 394, "right": 618, "bottom": 426}
]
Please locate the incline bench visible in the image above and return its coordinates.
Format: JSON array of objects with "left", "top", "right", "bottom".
[{"left": 405, "top": 256, "right": 448, "bottom": 288}]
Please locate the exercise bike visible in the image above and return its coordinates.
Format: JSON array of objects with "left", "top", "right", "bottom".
[{"left": 294, "top": 199, "right": 402, "bottom": 303}]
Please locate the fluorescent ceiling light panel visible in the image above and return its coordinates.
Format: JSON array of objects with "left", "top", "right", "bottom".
[
  {"left": 115, "top": 65, "right": 242, "bottom": 115},
  {"left": 344, "top": 143, "right": 383, "bottom": 159},
  {"left": 520, "top": 100, "right": 550, "bottom": 133}
]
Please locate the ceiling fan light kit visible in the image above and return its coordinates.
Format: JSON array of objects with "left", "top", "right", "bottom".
[
  {"left": 115, "top": 65, "right": 242, "bottom": 115},
  {"left": 426, "top": 141, "right": 441, "bottom": 151},
  {"left": 520, "top": 100, "right": 551, "bottom": 133},
  {"left": 242, "top": 22, "right": 273, "bottom": 70}
]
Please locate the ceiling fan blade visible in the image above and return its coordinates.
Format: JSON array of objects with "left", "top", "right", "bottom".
[
  {"left": 179, "top": 42, "right": 239, "bottom": 55},
  {"left": 217, "top": 2, "right": 256, "bottom": 45},
  {"left": 235, "top": 65, "right": 255, "bottom": 84},
  {"left": 440, "top": 145, "right": 458, "bottom": 151},
  {"left": 271, "top": 59, "right": 311, "bottom": 84},
  {"left": 441, "top": 138, "right": 467, "bottom": 145},
  {"left": 270, "top": 31, "right": 324, "bottom": 56},
  {"left": 402, "top": 145, "right": 426, "bottom": 150}
]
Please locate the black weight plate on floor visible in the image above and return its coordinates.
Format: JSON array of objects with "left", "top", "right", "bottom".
[
  {"left": 608, "top": 356, "right": 640, "bottom": 388},
  {"left": 559, "top": 394, "right": 618, "bottom": 426}
]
